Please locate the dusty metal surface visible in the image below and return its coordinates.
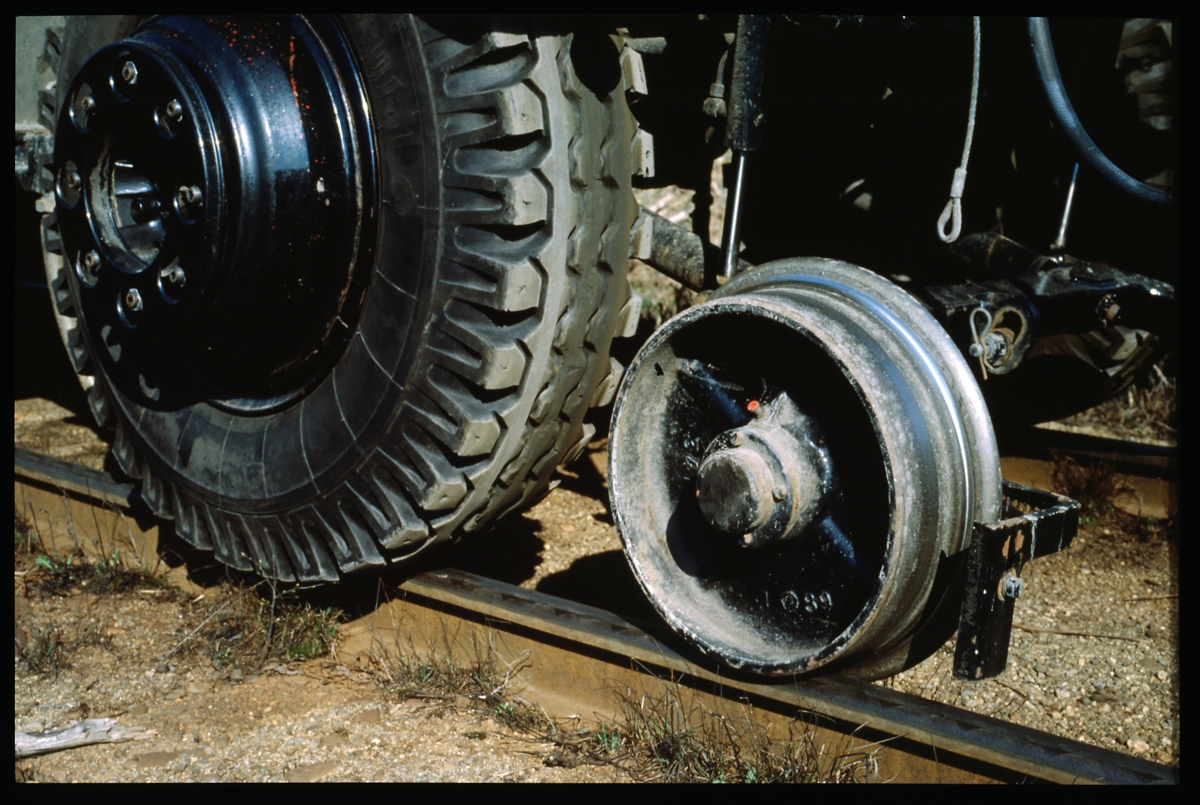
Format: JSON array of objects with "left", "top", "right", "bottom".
[{"left": 14, "top": 449, "right": 1177, "bottom": 783}]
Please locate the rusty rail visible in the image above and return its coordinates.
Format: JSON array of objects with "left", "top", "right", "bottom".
[{"left": 13, "top": 447, "right": 1177, "bottom": 784}]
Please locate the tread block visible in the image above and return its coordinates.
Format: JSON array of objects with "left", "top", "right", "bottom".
[
  {"left": 112, "top": 420, "right": 144, "bottom": 478},
  {"left": 562, "top": 422, "right": 597, "bottom": 465},
  {"left": 208, "top": 507, "right": 254, "bottom": 572},
  {"left": 334, "top": 500, "right": 388, "bottom": 571},
  {"left": 259, "top": 517, "right": 309, "bottom": 583},
  {"left": 632, "top": 128, "right": 655, "bottom": 177},
  {"left": 366, "top": 468, "right": 431, "bottom": 551},
  {"left": 65, "top": 326, "right": 91, "bottom": 375},
  {"left": 237, "top": 515, "right": 295, "bottom": 582},
  {"left": 432, "top": 311, "right": 528, "bottom": 390},
  {"left": 440, "top": 109, "right": 498, "bottom": 141},
  {"left": 620, "top": 46, "right": 648, "bottom": 95},
  {"left": 175, "top": 497, "right": 212, "bottom": 551},
  {"left": 590, "top": 357, "right": 624, "bottom": 409},
  {"left": 616, "top": 291, "right": 643, "bottom": 339},
  {"left": 442, "top": 256, "right": 543, "bottom": 313},
  {"left": 87, "top": 379, "right": 113, "bottom": 429},
  {"left": 140, "top": 470, "right": 175, "bottom": 520},
  {"left": 294, "top": 512, "right": 343, "bottom": 581},
  {"left": 443, "top": 38, "right": 535, "bottom": 99}
]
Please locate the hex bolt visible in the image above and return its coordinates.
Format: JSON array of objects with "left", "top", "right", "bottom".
[
  {"left": 161, "top": 265, "right": 186, "bottom": 285},
  {"left": 121, "top": 61, "right": 138, "bottom": 84},
  {"left": 1002, "top": 575, "right": 1025, "bottom": 600},
  {"left": 125, "top": 288, "right": 143, "bottom": 312},
  {"left": 81, "top": 94, "right": 96, "bottom": 112},
  {"left": 165, "top": 99, "right": 183, "bottom": 120},
  {"left": 64, "top": 169, "right": 82, "bottom": 190},
  {"left": 83, "top": 250, "right": 100, "bottom": 271}
]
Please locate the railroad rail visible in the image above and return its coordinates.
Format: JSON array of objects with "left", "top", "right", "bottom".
[{"left": 14, "top": 445, "right": 1176, "bottom": 783}]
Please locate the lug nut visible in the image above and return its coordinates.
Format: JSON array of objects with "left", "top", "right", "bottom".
[
  {"left": 81, "top": 94, "right": 96, "bottom": 112},
  {"left": 64, "top": 169, "right": 82, "bottom": 190},
  {"left": 161, "top": 265, "right": 186, "bottom": 285},
  {"left": 165, "top": 99, "right": 183, "bottom": 120},
  {"left": 83, "top": 250, "right": 100, "bottom": 271},
  {"left": 125, "top": 288, "right": 143, "bottom": 312},
  {"left": 121, "top": 61, "right": 138, "bottom": 84}
]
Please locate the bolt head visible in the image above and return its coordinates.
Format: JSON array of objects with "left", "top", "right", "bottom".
[
  {"left": 64, "top": 170, "right": 82, "bottom": 190},
  {"left": 124, "top": 288, "right": 143, "bottom": 312},
  {"left": 166, "top": 99, "right": 183, "bottom": 120},
  {"left": 81, "top": 94, "right": 96, "bottom": 112},
  {"left": 1002, "top": 576, "right": 1025, "bottom": 599},
  {"left": 83, "top": 250, "right": 100, "bottom": 270},
  {"left": 121, "top": 61, "right": 138, "bottom": 84},
  {"left": 178, "top": 184, "right": 202, "bottom": 206},
  {"left": 162, "top": 265, "right": 186, "bottom": 285}
]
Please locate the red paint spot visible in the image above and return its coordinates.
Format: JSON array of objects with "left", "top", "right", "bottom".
[{"left": 747, "top": 400, "right": 759, "bottom": 412}]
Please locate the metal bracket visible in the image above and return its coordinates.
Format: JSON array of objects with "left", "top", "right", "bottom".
[{"left": 954, "top": 480, "right": 1080, "bottom": 680}]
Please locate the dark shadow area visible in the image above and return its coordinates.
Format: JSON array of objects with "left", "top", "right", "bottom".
[{"left": 536, "top": 550, "right": 661, "bottom": 626}]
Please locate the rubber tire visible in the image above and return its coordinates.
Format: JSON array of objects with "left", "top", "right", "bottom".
[{"left": 39, "top": 15, "right": 642, "bottom": 582}]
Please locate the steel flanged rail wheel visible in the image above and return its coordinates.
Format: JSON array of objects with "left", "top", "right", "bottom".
[{"left": 609, "top": 258, "right": 1001, "bottom": 678}]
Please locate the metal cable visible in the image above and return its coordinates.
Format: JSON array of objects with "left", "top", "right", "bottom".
[{"left": 938, "top": 17, "right": 982, "bottom": 243}]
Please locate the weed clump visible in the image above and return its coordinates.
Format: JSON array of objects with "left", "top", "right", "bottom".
[
  {"left": 1051, "top": 455, "right": 1124, "bottom": 527},
  {"left": 176, "top": 580, "right": 341, "bottom": 672}
]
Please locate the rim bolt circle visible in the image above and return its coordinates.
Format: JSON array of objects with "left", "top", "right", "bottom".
[
  {"left": 121, "top": 60, "right": 138, "bottom": 84},
  {"left": 125, "top": 288, "right": 143, "bottom": 312}
]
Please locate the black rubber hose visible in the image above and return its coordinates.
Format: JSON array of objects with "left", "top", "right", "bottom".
[{"left": 1028, "top": 17, "right": 1173, "bottom": 206}]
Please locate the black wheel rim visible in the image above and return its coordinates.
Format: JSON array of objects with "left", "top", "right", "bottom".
[{"left": 54, "top": 15, "right": 379, "bottom": 412}]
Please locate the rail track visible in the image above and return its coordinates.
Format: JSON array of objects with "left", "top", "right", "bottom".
[{"left": 14, "top": 443, "right": 1177, "bottom": 784}]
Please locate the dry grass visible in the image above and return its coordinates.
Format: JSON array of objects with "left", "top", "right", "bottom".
[
  {"left": 14, "top": 511, "right": 340, "bottom": 678},
  {"left": 1055, "top": 359, "right": 1177, "bottom": 445},
  {"left": 369, "top": 621, "right": 876, "bottom": 783},
  {"left": 168, "top": 578, "right": 341, "bottom": 671}
]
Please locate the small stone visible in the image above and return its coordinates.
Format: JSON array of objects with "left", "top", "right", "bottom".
[
  {"left": 1156, "top": 670, "right": 1167, "bottom": 681},
  {"left": 286, "top": 761, "right": 337, "bottom": 783},
  {"left": 354, "top": 706, "right": 383, "bottom": 724},
  {"left": 187, "top": 681, "right": 212, "bottom": 695},
  {"left": 138, "top": 751, "right": 182, "bottom": 769},
  {"left": 1126, "top": 739, "right": 1150, "bottom": 755},
  {"left": 319, "top": 733, "right": 348, "bottom": 749}
]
